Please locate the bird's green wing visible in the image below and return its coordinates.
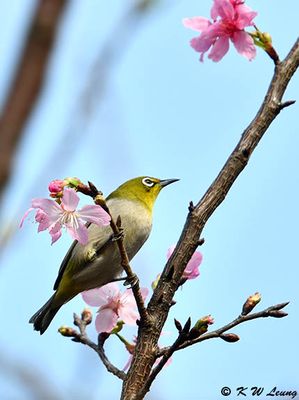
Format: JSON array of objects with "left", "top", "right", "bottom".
[
  {"left": 53, "top": 223, "right": 114, "bottom": 291},
  {"left": 53, "top": 238, "right": 79, "bottom": 290}
]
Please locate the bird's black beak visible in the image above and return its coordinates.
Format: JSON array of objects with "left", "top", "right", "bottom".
[{"left": 160, "top": 178, "right": 180, "bottom": 188}]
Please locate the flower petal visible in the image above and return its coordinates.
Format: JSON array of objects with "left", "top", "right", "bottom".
[
  {"left": 61, "top": 188, "right": 80, "bottom": 212},
  {"left": 119, "top": 304, "right": 139, "bottom": 325},
  {"left": 36, "top": 210, "right": 50, "bottom": 232},
  {"left": 120, "top": 289, "right": 137, "bottom": 307},
  {"left": 154, "top": 356, "right": 172, "bottom": 368},
  {"left": 208, "top": 36, "right": 230, "bottom": 62},
  {"left": 190, "top": 21, "right": 223, "bottom": 54},
  {"left": 190, "top": 251, "right": 203, "bottom": 268},
  {"left": 118, "top": 290, "right": 140, "bottom": 324},
  {"left": 78, "top": 205, "right": 111, "bottom": 226},
  {"left": 166, "top": 245, "right": 176, "bottom": 259},
  {"left": 235, "top": 3, "right": 257, "bottom": 29},
  {"left": 140, "top": 287, "right": 149, "bottom": 301},
  {"left": 31, "top": 198, "right": 61, "bottom": 222},
  {"left": 83, "top": 283, "right": 120, "bottom": 307},
  {"left": 123, "top": 355, "right": 133, "bottom": 372},
  {"left": 49, "top": 222, "right": 62, "bottom": 244},
  {"left": 231, "top": 30, "right": 256, "bottom": 60},
  {"left": 19, "top": 207, "right": 34, "bottom": 228},
  {"left": 183, "top": 251, "right": 202, "bottom": 279},
  {"left": 66, "top": 220, "right": 89, "bottom": 245},
  {"left": 95, "top": 308, "right": 118, "bottom": 332},
  {"left": 183, "top": 17, "right": 211, "bottom": 32},
  {"left": 213, "top": 0, "right": 234, "bottom": 21},
  {"left": 190, "top": 36, "right": 212, "bottom": 54}
]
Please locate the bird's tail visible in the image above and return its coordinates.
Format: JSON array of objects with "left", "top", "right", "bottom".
[{"left": 29, "top": 294, "right": 61, "bottom": 335}]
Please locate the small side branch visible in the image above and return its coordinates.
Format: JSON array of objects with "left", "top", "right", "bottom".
[
  {"left": 158, "top": 301, "right": 289, "bottom": 356},
  {"left": 278, "top": 99, "right": 296, "bottom": 110},
  {"left": 59, "top": 312, "right": 126, "bottom": 380},
  {"left": 107, "top": 214, "right": 149, "bottom": 325}
]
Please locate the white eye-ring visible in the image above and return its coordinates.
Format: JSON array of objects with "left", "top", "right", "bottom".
[{"left": 142, "top": 177, "right": 155, "bottom": 187}]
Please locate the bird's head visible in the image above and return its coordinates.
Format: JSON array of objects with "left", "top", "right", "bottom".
[{"left": 108, "top": 176, "right": 179, "bottom": 211}]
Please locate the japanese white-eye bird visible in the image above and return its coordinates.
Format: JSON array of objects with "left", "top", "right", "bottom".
[{"left": 30, "top": 176, "right": 178, "bottom": 334}]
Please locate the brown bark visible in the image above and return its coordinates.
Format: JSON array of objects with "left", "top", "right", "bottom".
[
  {"left": 121, "top": 38, "right": 299, "bottom": 400},
  {"left": 0, "top": 0, "right": 66, "bottom": 198}
]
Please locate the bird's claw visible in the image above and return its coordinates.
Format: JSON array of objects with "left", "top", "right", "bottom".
[
  {"left": 124, "top": 273, "right": 139, "bottom": 288},
  {"left": 112, "top": 229, "right": 124, "bottom": 242}
]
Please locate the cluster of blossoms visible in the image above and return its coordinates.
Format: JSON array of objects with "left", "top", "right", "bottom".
[
  {"left": 22, "top": 178, "right": 208, "bottom": 371},
  {"left": 20, "top": 178, "right": 110, "bottom": 245},
  {"left": 82, "top": 245, "right": 204, "bottom": 370},
  {"left": 183, "top": 0, "right": 257, "bottom": 62},
  {"left": 82, "top": 283, "right": 149, "bottom": 333},
  {"left": 82, "top": 245, "right": 203, "bottom": 334}
]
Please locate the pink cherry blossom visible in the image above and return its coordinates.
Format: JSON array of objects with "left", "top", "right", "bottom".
[
  {"left": 48, "top": 179, "right": 65, "bottom": 195},
  {"left": 167, "top": 245, "right": 203, "bottom": 280},
  {"left": 183, "top": 0, "right": 257, "bottom": 62},
  {"left": 20, "top": 188, "right": 111, "bottom": 245},
  {"left": 82, "top": 282, "right": 149, "bottom": 333}
]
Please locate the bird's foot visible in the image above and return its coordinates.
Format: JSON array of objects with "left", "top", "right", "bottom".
[
  {"left": 111, "top": 276, "right": 126, "bottom": 283},
  {"left": 124, "top": 273, "right": 139, "bottom": 288},
  {"left": 112, "top": 229, "right": 124, "bottom": 242}
]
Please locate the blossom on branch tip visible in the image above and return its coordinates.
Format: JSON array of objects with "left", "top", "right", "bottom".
[
  {"left": 82, "top": 283, "right": 149, "bottom": 333},
  {"left": 167, "top": 245, "right": 203, "bottom": 280},
  {"left": 189, "top": 315, "right": 215, "bottom": 339},
  {"left": 183, "top": 0, "right": 257, "bottom": 62},
  {"left": 48, "top": 179, "right": 66, "bottom": 197},
  {"left": 20, "top": 188, "right": 111, "bottom": 245},
  {"left": 48, "top": 177, "right": 83, "bottom": 199}
]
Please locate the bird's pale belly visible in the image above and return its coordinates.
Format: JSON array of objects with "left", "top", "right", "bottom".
[{"left": 68, "top": 198, "right": 152, "bottom": 293}]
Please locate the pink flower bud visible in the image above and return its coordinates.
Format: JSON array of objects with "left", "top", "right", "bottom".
[
  {"left": 189, "top": 314, "right": 214, "bottom": 339},
  {"left": 48, "top": 179, "right": 65, "bottom": 194}
]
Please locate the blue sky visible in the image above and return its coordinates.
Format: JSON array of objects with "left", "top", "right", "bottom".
[{"left": 0, "top": 1, "right": 298, "bottom": 399}]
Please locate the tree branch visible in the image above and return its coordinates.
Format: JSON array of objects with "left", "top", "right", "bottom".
[
  {"left": 120, "top": 38, "right": 299, "bottom": 400},
  {"left": 162, "top": 301, "right": 288, "bottom": 355},
  {"left": 142, "top": 300, "right": 287, "bottom": 398},
  {"left": 106, "top": 212, "right": 150, "bottom": 326},
  {"left": 59, "top": 311, "right": 126, "bottom": 380}
]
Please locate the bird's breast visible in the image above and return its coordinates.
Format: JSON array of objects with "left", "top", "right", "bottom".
[{"left": 107, "top": 198, "right": 152, "bottom": 259}]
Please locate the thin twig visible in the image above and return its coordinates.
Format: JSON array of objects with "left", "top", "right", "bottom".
[
  {"left": 139, "top": 301, "right": 287, "bottom": 398},
  {"left": 77, "top": 182, "right": 150, "bottom": 326},
  {"left": 159, "top": 301, "right": 289, "bottom": 356},
  {"left": 105, "top": 212, "right": 149, "bottom": 325},
  {"left": 60, "top": 313, "right": 126, "bottom": 380},
  {"left": 135, "top": 302, "right": 287, "bottom": 399}
]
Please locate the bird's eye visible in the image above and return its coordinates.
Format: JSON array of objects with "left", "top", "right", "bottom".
[{"left": 142, "top": 177, "right": 155, "bottom": 187}]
